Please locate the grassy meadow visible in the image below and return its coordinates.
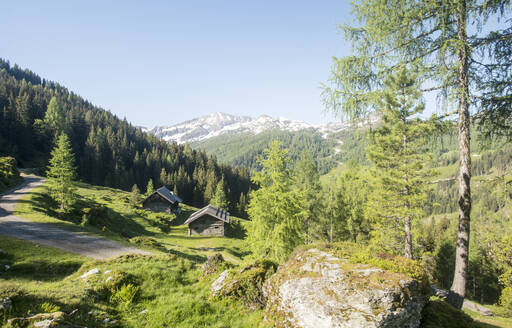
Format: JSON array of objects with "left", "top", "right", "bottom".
[{"left": 1, "top": 178, "right": 511, "bottom": 327}]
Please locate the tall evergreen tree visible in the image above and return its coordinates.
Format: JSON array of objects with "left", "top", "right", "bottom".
[
  {"left": 44, "top": 96, "right": 66, "bottom": 137},
  {"left": 293, "top": 151, "right": 322, "bottom": 243},
  {"left": 247, "top": 141, "right": 304, "bottom": 262},
  {"left": 46, "top": 133, "right": 76, "bottom": 213},
  {"left": 322, "top": 0, "right": 511, "bottom": 308},
  {"left": 145, "top": 178, "right": 154, "bottom": 196},
  {"left": 365, "top": 67, "right": 436, "bottom": 259},
  {"left": 210, "top": 179, "right": 229, "bottom": 209}
]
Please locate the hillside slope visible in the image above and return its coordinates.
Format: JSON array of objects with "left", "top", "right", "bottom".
[{"left": 0, "top": 59, "right": 251, "bottom": 216}]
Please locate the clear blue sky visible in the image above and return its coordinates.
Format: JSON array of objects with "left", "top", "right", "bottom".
[{"left": 1, "top": 1, "right": 354, "bottom": 127}]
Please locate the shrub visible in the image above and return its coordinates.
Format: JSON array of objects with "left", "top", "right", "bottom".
[
  {"left": 499, "top": 270, "right": 512, "bottom": 316},
  {"left": 111, "top": 283, "right": 140, "bottom": 307},
  {"left": 38, "top": 302, "right": 60, "bottom": 313}
]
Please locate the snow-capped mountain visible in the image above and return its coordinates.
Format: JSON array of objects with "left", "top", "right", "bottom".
[{"left": 144, "top": 112, "right": 361, "bottom": 144}]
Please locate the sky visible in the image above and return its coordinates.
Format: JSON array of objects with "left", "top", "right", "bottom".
[{"left": 1, "top": 1, "right": 354, "bottom": 127}]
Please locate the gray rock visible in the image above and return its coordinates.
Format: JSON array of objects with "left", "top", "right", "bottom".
[
  {"left": 211, "top": 270, "right": 230, "bottom": 297},
  {"left": 264, "top": 248, "right": 428, "bottom": 328},
  {"left": 80, "top": 268, "right": 100, "bottom": 279},
  {"left": 0, "top": 297, "right": 11, "bottom": 311},
  {"left": 463, "top": 299, "right": 494, "bottom": 316},
  {"left": 202, "top": 253, "right": 225, "bottom": 277}
]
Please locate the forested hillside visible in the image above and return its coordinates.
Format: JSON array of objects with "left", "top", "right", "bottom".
[
  {"left": 191, "top": 129, "right": 342, "bottom": 174},
  {"left": 0, "top": 59, "right": 251, "bottom": 216}
]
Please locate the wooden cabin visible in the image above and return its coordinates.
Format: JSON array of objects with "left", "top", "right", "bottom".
[
  {"left": 142, "top": 186, "right": 183, "bottom": 214},
  {"left": 184, "top": 204, "right": 230, "bottom": 237}
]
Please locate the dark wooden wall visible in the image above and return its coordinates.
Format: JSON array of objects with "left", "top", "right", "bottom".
[{"left": 189, "top": 215, "right": 226, "bottom": 236}]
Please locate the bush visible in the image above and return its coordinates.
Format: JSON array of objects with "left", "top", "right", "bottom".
[
  {"left": 499, "top": 270, "right": 512, "bottom": 316},
  {"left": 0, "top": 156, "right": 22, "bottom": 192},
  {"left": 111, "top": 283, "right": 140, "bottom": 307},
  {"left": 38, "top": 302, "right": 60, "bottom": 313}
]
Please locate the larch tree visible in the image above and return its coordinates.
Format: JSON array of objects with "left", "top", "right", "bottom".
[
  {"left": 365, "top": 67, "right": 436, "bottom": 259},
  {"left": 210, "top": 179, "right": 229, "bottom": 209},
  {"left": 145, "top": 178, "right": 154, "bottom": 196},
  {"left": 323, "top": 0, "right": 511, "bottom": 308},
  {"left": 46, "top": 133, "right": 76, "bottom": 213},
  {"left": 247, "top": 141, "right": 304, "bottom": 262},
  {"left": 44, "top": 96, "right": 66, "bottom": 137},
  {"left": 293, "top": 151, "right": 322, "bottom": 243}
]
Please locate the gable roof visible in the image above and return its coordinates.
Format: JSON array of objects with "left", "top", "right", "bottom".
[
  {"left": 144, "top": 186, "right": 183, "bottom": 205},
  {"left": 184, "top": 204, "right": 230, "bottom": 225}
]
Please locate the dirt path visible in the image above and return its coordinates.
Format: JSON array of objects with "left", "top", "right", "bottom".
[{"left": 0, "top": 175, "right": 151, "bottom": 260}]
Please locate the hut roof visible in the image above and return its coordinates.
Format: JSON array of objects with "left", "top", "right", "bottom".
[
  {"left": 184, "top": 204, "right": 230, "bottom": 225},
  {"left": 144, "top": 186, "right": 183, "bottom": 205}
]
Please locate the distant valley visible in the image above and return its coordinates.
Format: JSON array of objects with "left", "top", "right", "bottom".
[{"left": 145, "top": 112, "right": 376, "bottom": 173}]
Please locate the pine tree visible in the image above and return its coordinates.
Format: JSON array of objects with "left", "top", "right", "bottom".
[
  {"left": 44, "top": 96, "right": 66, "bottom": 137},
  {"left": 293, "top": 151, "right": 322, "bottom": 243},
  {"left": 210, "top": 179, "right": 229, "bottom": 209},
  {"left": 247, "top": 141, "right": 304, "bottom": 262},
  {"left": 130, "top": 184, "right": 140, "bottom": 206},
  {"left": 46, "top": 133, "right": 76, "bottom": 213},
  {"left": 365, "top": 67, "right": 436, "bottom": 259},
  {"left": 146, "top": 178, "right": 154, "bottom": 196}
]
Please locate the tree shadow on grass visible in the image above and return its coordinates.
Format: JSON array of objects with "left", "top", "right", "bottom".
[
  {"left": 166, "top": 248, "right": 206, "bottom": 263},
  {"left": 1, "top": 260, "right": 83, "bottom": 282},
  {"left": 22, "top": 190, "right": 153, "bottom": 239}
]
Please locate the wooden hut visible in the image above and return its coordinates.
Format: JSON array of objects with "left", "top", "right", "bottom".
[
  {"left": 142, "top": 186, "right": 183, "bottom": 214},
  {"left": 184, "top": 204, "right": 230, "bottom": 236}
]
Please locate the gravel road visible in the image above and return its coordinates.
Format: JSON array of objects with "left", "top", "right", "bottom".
[{"left": 0, "top": 175, "right": 151, "bottom": 260}]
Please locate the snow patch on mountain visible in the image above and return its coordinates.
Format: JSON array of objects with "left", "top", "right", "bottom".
[{"left": 144, "top": 112, "right": 372, "bottom": 144}]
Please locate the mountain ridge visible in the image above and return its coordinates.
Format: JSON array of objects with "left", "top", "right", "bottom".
[{"left": 144, "top": 112, "right": 363, "bottom": 144}]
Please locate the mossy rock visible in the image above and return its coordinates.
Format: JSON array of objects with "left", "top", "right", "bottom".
[{"left": 212, "top": 259, "right": 277, "bottom": 309}]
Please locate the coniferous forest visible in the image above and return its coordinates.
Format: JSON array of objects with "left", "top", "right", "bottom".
[{"left": 0, "top": 59, "right": 251, "bottom": 216}]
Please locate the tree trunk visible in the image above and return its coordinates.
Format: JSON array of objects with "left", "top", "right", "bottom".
[
  {"left": 402, "top": 133, "right": 412, "bottom": 259},
  {"left": 448, "top": 0, "right": 471, "bottom": 310},
  {"left": 404, "top": 216, "right": 412, "bottom": 259}
]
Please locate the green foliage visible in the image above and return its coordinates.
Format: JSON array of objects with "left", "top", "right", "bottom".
[
  {"left": 46, "top": 133, "right": 77, "bottom": 213},
  {"left": 38, "top": 302, "right": 61, "bottom": 313},
  {"left": 210, "top": 180, "right": 229, "bottom": 209},
  {"left": 145, "top": 178, "right": 154, "bottom": 196},
  {"left": 130, "top": 184, "right": 140, "bottom": 206},
  {"left": 0, "top": 156, "right": 23, "bottom": 193},
  {"left": 191, "top": 129, "right": 340, "bottom": 175},
  {"left": 247, "top": 141, "right": 305, "bottom": 262},
  {"left": 365, "top": 67, "right": 437, "bottom": 258},
  {"left": 44, "top": 96, "right": 66, "bottom": 137},
  {"left": 110, "top": 283, "right": 140, "bottom": 307},
  {"left": 328, "top": 162, "right": 371, "bottom": 243},
  {"left": 293, "top": 151, "right": 322, "bottom": 243}
]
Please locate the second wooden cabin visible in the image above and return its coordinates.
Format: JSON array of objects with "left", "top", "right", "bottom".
[{"left": 184, "top": 204, "right": 230, "bottom": 236}]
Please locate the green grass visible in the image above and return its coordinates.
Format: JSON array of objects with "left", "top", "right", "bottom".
[
  {"left": 0, "top": 237, "right": 264, "bottom": 328},
  {"left": 420, "top": 296, "right": 512, "bottom": 328},
  {"left": 14, "top": 180, "right": 251, "bottom": 264}
]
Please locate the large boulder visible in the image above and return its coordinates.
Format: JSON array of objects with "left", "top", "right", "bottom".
[{"left": 263, "top": 248, "right": 428, "bottom": 328}]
